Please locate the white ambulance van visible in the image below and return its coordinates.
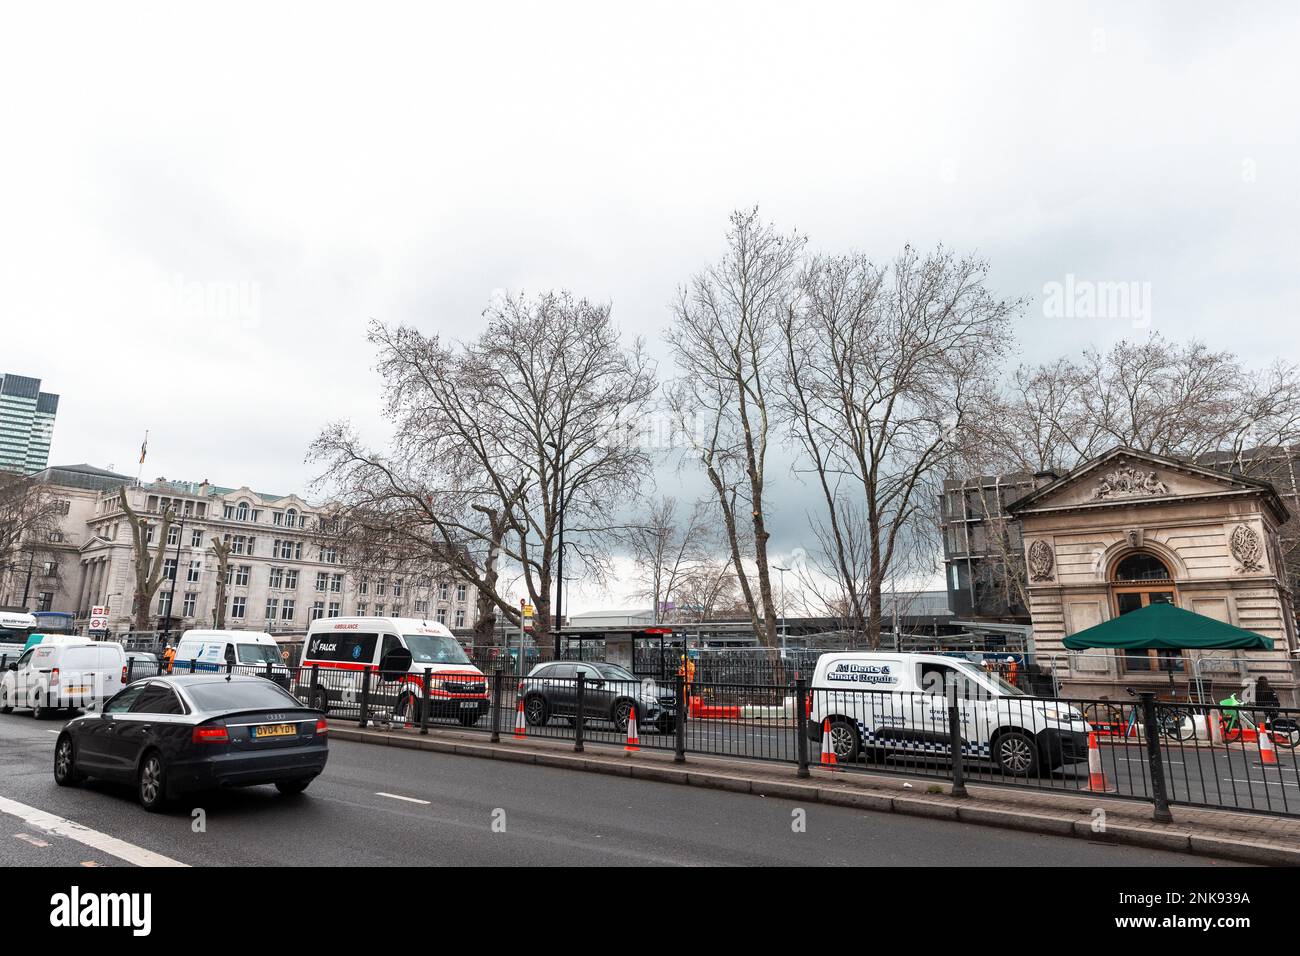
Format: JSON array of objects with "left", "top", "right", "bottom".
[
  {"left": 806, "top": 651, "right": 1089, "bottom": 776},
  {"left": 0, "top": 638, "right": 126, "bottom": 718},
  {"left": 297, "top": 617, "right": 490, "bottom": 726},
  {"left": 170, "top": 630, "right": 292, "bottom": 688}
]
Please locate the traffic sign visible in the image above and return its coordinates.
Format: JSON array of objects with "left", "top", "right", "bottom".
[{"left": 90, "top": 606, "right": 109, "bottom": 633}]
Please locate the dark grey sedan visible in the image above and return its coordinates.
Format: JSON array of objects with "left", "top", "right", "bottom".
[{"left": 53, "top": 674, "right": 328, "bottom": 811}]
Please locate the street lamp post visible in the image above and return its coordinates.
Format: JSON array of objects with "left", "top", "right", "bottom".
[
  {"left": 773, "top": 564, "right": 790, "bottom": 658},
  {"left": 161, "top": 512, "right": 185, "bottom": 647}
]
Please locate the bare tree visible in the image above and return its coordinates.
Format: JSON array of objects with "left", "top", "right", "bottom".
[
  {"left": 673, "top": 558, "right": 744, "bottom": 623},
  {"left": 313, "top": 291, "right": 657, "bottom": 651},
  {"left": 626, "top": 497, "right": 710, "bottom": 619},
  {"left": 0, "top": 474, "right": 66, "bottom": 605},
  {"left": 118, "top": 489, "right": 175, "bottom": 632},
  {"left": 666, "top": 208, "right": 803, "bottom": 648},
  {"left": 210, "top": 534, "right": 232, "bottom": 629},
  {"left": 781, "top": 247, "right": 1019, "bottom": 647}
]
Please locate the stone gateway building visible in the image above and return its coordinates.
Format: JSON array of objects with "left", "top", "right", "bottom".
[{"left": 1008, "top": 447, "right": 1299, "bottom": 705}]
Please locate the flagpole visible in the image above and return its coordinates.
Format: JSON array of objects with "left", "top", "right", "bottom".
[{"left": 136, "top": 429, "right": 149, "bottom": 485}]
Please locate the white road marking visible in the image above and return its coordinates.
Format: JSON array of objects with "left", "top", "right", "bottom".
[
  {"left": 374, "top": 791, "right": 431, "bottom": 805},
  {"left": 0, "top": 795, "right": 187, "bottom": 867},
  {"left": 14, "top": 832, "right": 49, "bottom": 848},
  {"left": 46, "top": 730, "right": 60, "bottom": 734},
  {"left": 1221, "top": 776, "right": 1300, "bottom": 789}
]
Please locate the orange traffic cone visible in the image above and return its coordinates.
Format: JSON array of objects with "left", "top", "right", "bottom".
[
  {"left": 624, "top": 705, "right": 640, "bottom": 752},
  {"left": 820, "top": 718, "right": 838, "bottom": 767},
  {"left": 1259, "top": 727, "right": 1279, "bottom": 766},
  {"left": 1086, "top": 731, "right": 1115, "bottom": 793},
  {"left": 513, "top": 698, "right": 527, "bottom": 739}
]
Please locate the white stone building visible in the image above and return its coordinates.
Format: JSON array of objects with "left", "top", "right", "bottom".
[{"left": 12, "top": 465, "right": 477, "bottom": 637}]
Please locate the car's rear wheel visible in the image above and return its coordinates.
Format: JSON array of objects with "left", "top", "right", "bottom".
[
  {"left": 53, "top": 735, "right": 84, "bottom": 786},
  {"left": 275, "top": 777, "right": 313, "bottom": 796},
  {"left": 994, "top": 730, "right": 1039, "bottom": 777},
  {"left": 138, "top": 751, "right": 168, "bottom": 812},
  {"left": 612, "top": 699, "right": 635, "bottom": 733},
  {"left": 31, "top": 693, "right": 46, "bottom": 720},
  {"left": 524, "top": 694, "right": 549, "bottom": 726},
  {"left": 0, "top": 685, "right": 12, "bottom": 714}
]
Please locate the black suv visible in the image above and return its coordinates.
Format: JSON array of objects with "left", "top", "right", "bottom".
[{"left": 521, "top": 661, "right": 677, "bottom": 734}]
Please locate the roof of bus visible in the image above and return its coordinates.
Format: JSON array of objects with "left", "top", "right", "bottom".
[{"left": 307, "top": 617, "right": 455, "bottom": 636}]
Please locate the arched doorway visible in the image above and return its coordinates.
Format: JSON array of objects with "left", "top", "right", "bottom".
[{"left": 1110, "top": 551, "right": 1180, "bottom": 674}]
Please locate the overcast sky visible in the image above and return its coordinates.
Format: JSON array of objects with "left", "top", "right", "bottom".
[{"left": 2, "top": 2, "right": 1297, "bottom": 610}]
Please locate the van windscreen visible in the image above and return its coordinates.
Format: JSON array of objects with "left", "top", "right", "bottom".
[
  {"left": 402, "top": 634, "right": 470, "bottom": 665},
  {"left": 238, "top": 643, "right": 282, "bottom": 665}
]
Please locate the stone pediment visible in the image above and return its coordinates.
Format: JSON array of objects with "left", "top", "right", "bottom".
[{"left": 1008, "top": 447, "right": 1287, "bottom": 517}]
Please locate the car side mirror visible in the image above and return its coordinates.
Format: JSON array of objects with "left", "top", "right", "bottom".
[
  {"left": 378, "top": 648, "right": 413, "bottom": 681},
  {"left": 6, "top": 663, "right": 16, "bottom": 671}
]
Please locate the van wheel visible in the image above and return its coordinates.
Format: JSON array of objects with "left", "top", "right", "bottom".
[
  {"left": 31, "top": 693, "right": 46, "bottom": 720},
  {"left": 524, "top": 694, "right": 549, "bottom": 726},
  {"left": 994, "top": 731, "right": 1039, "bottom": 777},
  {"left": 310, "top": 687, "right": 329, "bottom": 714},
  {"left": 0, "top": 685, "right": 12, "bottom": 714},
  {"left": 829, "top": 719, "right": 861, "bottom": 762}
]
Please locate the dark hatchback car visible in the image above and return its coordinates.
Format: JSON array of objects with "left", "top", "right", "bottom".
[
  {"left": 54, "top": 674, "right": 328, "bottom": 812},
  {"left": 521, "top": 661, "right": 677, "bottom": 733}
]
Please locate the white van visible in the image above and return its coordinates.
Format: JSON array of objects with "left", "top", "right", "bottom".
[
  {"left": 806, "top": 652, "right": 1089, "bottom": 776},
  {"left": 170, "top": 630, "right": 292, "bottom": 688},
  {"left": 297, "top": 617, "right": 489, "bottom": 726},
  {"left": 0, "top": 639, "right": 126, "bottom": 719}
]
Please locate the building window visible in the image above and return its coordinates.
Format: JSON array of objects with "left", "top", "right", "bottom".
[
  {"left": 284, "top": 569, "right": 299, "bottom": 589},
  {"left": 328, "top": 602, "right": 340, "bottom": 618},
  {"left": 310, "top": 601, "right": 324, "bottom": 621},
  {"left": 281, "top": 600, "right": 295, "bottom": 620},
  {"left": 187, "top": 560, "right": 202, "bottom": 583},
  {"left": 454, "top": 609, "right": 465, "bottom": 628},
  {"left": 330, "top": 573, "right": 343, "bottom": 593},
  {"left": 191, "top": 528, "right": 203, "bottom": 547},
  {"left": 159, "top": 591, "right": 173, "bottom": 617},
  {"left": 167, "top": 525, "right": 181, "bottom": 547},
  {"left": 359, "top": 580, "right": 369, "bottom": 595},
  {"left": 1110, "top": 551, "right": 1178, "bottom": 674},
  {"left": 374, "top": 604, "right": 385, "bottom": 617},
  {"left": 285, "top": 508, "right": 298, "bottom": 528},
  {"left": 236, "top": 502, "right": 249, "bottom": 522},
  {"left": 357, "top": 602, "right": 368, "bottom": 615},
  {"left": 436, "top": 608, "right": 446, "bottom": 624},
  {"left": 321, "top": 546, "right": 337, "bottom": 564},
  {"left": 41, "top": 561, "right": 57, "bottom": 576},
  {"left": 438, "top": 582, "right": 449, "bottom": 601},
  {"left": 376, "top": 580, "right": 387, "bottom": 596},
  {"left": 392, "top": 604, "right": 403, "bottom": 617},
  {"left": 37, "top": 592, "right": 54, "bottom": 612},
  {"left": 163, "top": 558, "right": 177, "bottom": 581},
  {"left": 234, "top": 565, "right": 250, "bottom": 587},
  {"left": 230, "top": 597, "right": 246, "bottom": 619},
  {"left": 315, "top": 572, "right": 328, "bottom": 592},
  {"left": 456, "top": 584, "right": 467, "bottom": 603},
  {"left": 414, "top": 600, "right": 428, "bottom": 614},
  {"left": 393, "top": 580, "right": 403, "bottom": 597},
  {"left": 269, "top": 566, "right": 283, "bottom": 589},
  {"left": 182, "top": 592, "right": 197, "bottom": 617},
  {"left": 265, "top": 597, "right": 279, "bottom": 619}
]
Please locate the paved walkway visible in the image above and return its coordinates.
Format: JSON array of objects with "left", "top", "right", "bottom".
[{"left": 331, "top": 720, "right": 1300, "bottom": 865}]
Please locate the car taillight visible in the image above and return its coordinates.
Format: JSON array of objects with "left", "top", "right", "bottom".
[
  {"left": 315, "top": 718, "right": 328, "bottom": 736},
  {"left": 50, "top": 667, "right": 59, "bottom": 684},
  {"left": 122, "top": 666, "right": 128, "bottom": 683},
  {"left": 805, "top": 693, "right": 812, "bottom": 717},
  {"left": 192, "top": 725, "right": 229, "bottom": 744}
]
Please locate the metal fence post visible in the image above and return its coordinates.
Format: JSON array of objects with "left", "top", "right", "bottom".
[
  {"left": 490, "top": 666, "right": 503, "bottom": 743},
  {"left": 265, "top": 660, "right": 272, "bottom": 680},
  {"left": 225, "top": 660, "right": 232, "bottom": 676},
  {"left": 359, "top": 668, "right": 372, "bottom": 729},
  {"left": 574, "top": 673, "right": 585, "bottom": 753},
  {"left": 794, "top": 676, "right": 810, "bottom": 779},
  {"left": 673, "top": 672, "right": 686, "bottom": 763},
  {"left": 189, "top": 658, "right": 196, "bottom": 674},
  {"left": 1139, "top": 691, "right": 1174, "bottom": 823},
  {"left": 948, "top": 686, "right": 968, "bottom": 798},
  {"left": 310, "top": 663, "right": 319, "bottom": 705},
  {"left": 127, "top": 658, "right": 135, "bottom": 683},
  {"left": 421, "top": 667, "right": 432, "bottom": 735}
]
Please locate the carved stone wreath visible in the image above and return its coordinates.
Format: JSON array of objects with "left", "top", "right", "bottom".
[
  {"left": 1027, "top": 539, "right": 1055, "bottom": 582},
  {"left": 1229, "top": 524, "right": 1264, "bottom": 573},
  {"left": 1092, "top": 466, "right": 1169, "bottom": 501}
]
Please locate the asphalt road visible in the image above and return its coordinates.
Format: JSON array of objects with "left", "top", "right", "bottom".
[{"left": 0, "top": 711, "right": 1240, "bottom": 867}]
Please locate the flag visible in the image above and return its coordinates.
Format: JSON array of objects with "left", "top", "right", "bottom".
[{"left": 139, "top": 432, "right": 148, "bottom": 464}]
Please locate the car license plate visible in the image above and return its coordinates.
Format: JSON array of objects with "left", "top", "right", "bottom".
[
  {"left": 459, "top": 701, "right": 478, "bottom": 709},
  {"left": 64, "top": 686, "right": 89, "bottom": 695},
  {"left": 253, "top": 723, "right": 297, "bottom": 739}
]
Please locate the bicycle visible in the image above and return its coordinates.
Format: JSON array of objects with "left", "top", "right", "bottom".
[
  {"left": 1217, "top": 693, "right": 1300, "bottom": 749},
  {"left": 1081, "top": 689, "right": 1195, "bottom": 741}
]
